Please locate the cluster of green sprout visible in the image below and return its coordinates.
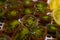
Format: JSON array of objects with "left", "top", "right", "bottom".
[{"left": 0, "top": 0, "right": 60, "bottom": 40}]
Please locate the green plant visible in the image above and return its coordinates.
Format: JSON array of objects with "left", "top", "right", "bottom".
[
  {"left": 14, "top": 27, "right": 30, "bottom": 40},
  {"left": 36, "top": 2, "right": 46, "bottom": 13},
  {"left": 23, "top": 0, "right": 33, "bottom": 6},
  {"left": 47, "top": 24, "right": 57, "bottom": 32},
  {"left": 5, "top": 20, "right": 19, "bottom": 33},
  {"left": 22, "top": 16, "right": 37, "bottom": 28},
  {"left": 42, "top": 16, "right": 50, "bottom": 21},
  {"left": 31, "top": 25, "right": 45, "bottom": 38},
  {"left": 47, "top": 24, "right": 58, "bottom": 38},
  {"left": 6, "top": 10, "right": 18, "bottom": 19},
  {"left": 23, "top": 8, "right": 33, "bottom": 15}
]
